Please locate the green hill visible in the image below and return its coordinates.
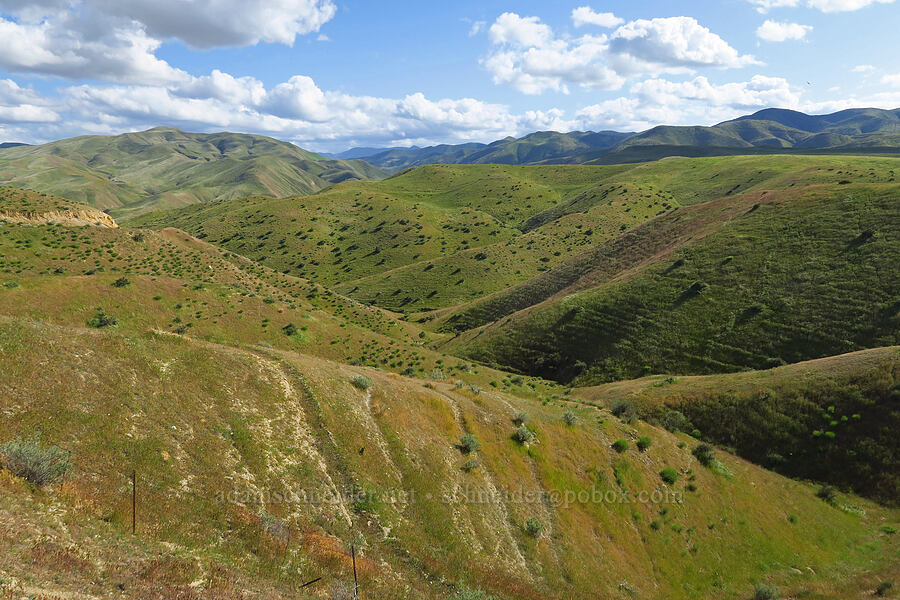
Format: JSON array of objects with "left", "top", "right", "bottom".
[
  {"left": 0, "top": 127, "right": 385, "bottom": 219},
  {"left": 437, "top": 155, "right": 898, "bottom": 383},
  {"left": 1, "top": 186, "right": 899, "bottom": 599},
  {"left": 579, "top": 348, "right": 900, "bottom": 505},
  {"left": 1, "top": 316, "right": 898, "bottom": 599}
]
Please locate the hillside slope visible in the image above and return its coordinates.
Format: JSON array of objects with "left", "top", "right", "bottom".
[
  {"left": 438, "top": 156, "right": 899, "bottom": 383},
  {"left": 0, "top": 128, "right": 385, "bottom": 219},
  {"left": 579, "top": 348, "right": 900, "bottom": 505},
  {"left": 0, "top": 316, "right": 898, "bottom": 599}
]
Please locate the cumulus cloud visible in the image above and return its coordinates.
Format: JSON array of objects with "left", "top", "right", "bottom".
[
  {"left": 748, "top": 0, "right": 893, "bottom": 11},
  {"left": 575, "top": 75, "right": 799, "bottom": 131},
  {"left": 756, "top": 20, "right": 812, "bottom": 41},
  {"left": 482, "top": 13, "right": 757, "bottom": 95},
  {"left": 0, "top": 0, "right": 335, "bottom": 84},
  {"left": 571, "top": 7, "right": 624, "bottom": 28}
]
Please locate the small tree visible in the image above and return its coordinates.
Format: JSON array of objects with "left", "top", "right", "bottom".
[
  {"left": 281, "top": 323, "right": 298, "bottom": 336},
  {"left": 661, "top": 410, "right": 689, "bottom": 432},
  {"left": 0, "top": 434, "right": 71, "bottom": 486},
  {"left": 816, "top": 485, "right": 838, "bottom": 504}
]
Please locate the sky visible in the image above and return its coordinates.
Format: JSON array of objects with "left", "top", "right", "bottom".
[{"left": 0, "top": 0, "right": 899, "bottom": 152}]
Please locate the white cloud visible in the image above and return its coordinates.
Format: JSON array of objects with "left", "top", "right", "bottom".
[
  {"left": 468, "top": 20, "right": 486, "bottom": 36},
  {"left": 489, "top": 12, "right": 553, "bottom": 48},
  {"left": 609, "top": 17, "right": 759, "bottom": 70},
  {"left": 576, "top": 75, "right": 799, "bottom": 131},
  {"left": 90, "top": 0, "right": 336, "bottom": 48},
  {"left": 852, "top": 64, "right": 876, "bottom": 73},
  {"left": 748, "top": 0, "right": 893, "bottom": 11},
  {"left": 756, "top": 20, "right": 812, "bottom": 41},
  {"left": 571, "top": 7, "right": 624, "bottom": 28},
  {"left": 881, "top": 73, "right": 900, "bottom": 87},
  {"left": 806, "top": 0, "right": 893, "bottom": 11},
  {"left": 0, "top": 0, "right": 335, "bottom": 84},
  {"left": 483, "top": 13, "right": 756, "bottom": 95}
]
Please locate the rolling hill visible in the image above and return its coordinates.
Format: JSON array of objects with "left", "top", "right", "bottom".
[
  {"left": 0, "top": 127, "right": 385, "bottom": 219},
  {"left": 2, "top": 181, "right": 899, "bottom": 599}
]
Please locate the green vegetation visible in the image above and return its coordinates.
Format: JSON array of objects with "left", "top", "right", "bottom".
[
  {"left": 525, "top": 517, "right": 543, "bottom": 537},
  {"left": 351, "top": 375, "right": 373, "bottom": 390},
  {"left": 0, "top": 434, "right": 71, "bottom": 486},
  {"left": 583, "top": 348, "right": 899, "bottom": 504},
  {"left": 459, "top": 433, "right": 479, "bottom": 454},
  {"left": 0, "top": 128, "right": 384, "bottom": 219},
  {"left": 612, "top": 439, "right": 629, "bottom": 453},
  {"left": 636, "top": 436, "right": 652, "bottom": 452},
  {"left": 752, "top": 583, "right": 780, "bottom": 600},
  {"left": 660, "top": 467, "right": 679, "bottom": 485}
]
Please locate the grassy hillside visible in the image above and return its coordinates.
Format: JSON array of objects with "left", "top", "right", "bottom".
[
  {"left": 0, "top": 127, "right": 384, "bottom": 219},
  {"left": 579, "top": 348, "right": 900, "bottom": 505},
  {"left": 439, "top": 156, "right": 899, "bottom": 383},
  {"left": 1, "top": 316, "right": 898, "bottom": 599},
  {"left": 131, "top": 164, "right": 667, "bottom": 313}
]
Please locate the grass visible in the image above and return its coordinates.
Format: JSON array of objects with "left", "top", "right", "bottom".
[
  {"left": 448, "top": 161, "right": 899, "bottom": 383},
  {"left": 0, "top": 128, "right": 384, "bottom": 219}
]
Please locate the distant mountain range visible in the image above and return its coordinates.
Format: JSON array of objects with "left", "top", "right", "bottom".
[
  {"left": 2, "top": 108, "right": 900, "bottom": 214},
  {"left": 329, "top": 108, "right": 900, "bottom": 172},
  {"left": 0, "top": 127, "right": 384, "bottom": 219}
]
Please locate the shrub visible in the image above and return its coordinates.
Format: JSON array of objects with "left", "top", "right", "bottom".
[
  {"left": 468, "top": 383, "right": 481, "bottom": 395},
  {"left": 461, "top": 458, "right": 479, "bottom": 472},
  {"left": 513, "top": 411, "right": 529, "bottom": 425},
  {"left": 610, "top": 399, "right": 635, "bottom": 419},
  {"left": 660, "top": 467, "right": 679, "bottom": 485},
  {"left": 0, "top": 434, "right": 71, "bottom": 486},
  {"left": 876, "top": 581, "right": 893, "bottom": 597},
  {"left": 636, "top": 436, "right": 652, "bottom": 452},
  {"left": 662, "top": 410, "right": 689, "bottom": 432},
  {"left": 816, "top": 485, "right": 838, "bottom": 503},
  {"left": 450, "top": 584, "right": 498, "bottom": 600},
  {"left": 882, "top": 525, "right": 897, "bottom": 535},
  {"left": 787, "top": 514, "right": 797, "bottom": 524},
  {"left": 431, "top": 368, "right": 445, "bottom": 380},
  {"left": 692, "top": 443, "right": 716, "bottom": 467},
  {"left": 281, "top": 323, "right": 298, "bottom": 336},
  {"left": 459, "top": 434, "right": 479, "bottom": 454},
  {"left": 562, "top": 411, "right": 577, "bottom": 426},
  {"left": 525, "top": 517, "right": 543, "bottom": 537},
  {"left": 87, "top": 309, "right": 117, "bottom": 328},
  {"left": 512, "top": 425, "right": 534, "bottom": 444},
  {"left": 752, "top": 584, "right": 780, "bottom": 600},
  {"left": 111, "top": 277, "right": 130, "bottom": 288},
  {"left": 612, "top": 439, "right": 629, "bottom": 453},
  {"left": 650, "top": 520, "right": 661, "bottom": 531},
  {"left": 351, "top": 375, "right": 373, "bottom": 390}
]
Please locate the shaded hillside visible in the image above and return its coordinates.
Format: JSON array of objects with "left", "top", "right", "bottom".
[
  {"left": 0, "top": 127, "right": 385, "bottom": 219},
  {"left": 579, "top": 348, "right": 900, "bottom": 505}
]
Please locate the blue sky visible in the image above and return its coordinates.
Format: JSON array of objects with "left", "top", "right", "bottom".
[{"left": 0, "top": 0, "right": 898, "bottom": 151}]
